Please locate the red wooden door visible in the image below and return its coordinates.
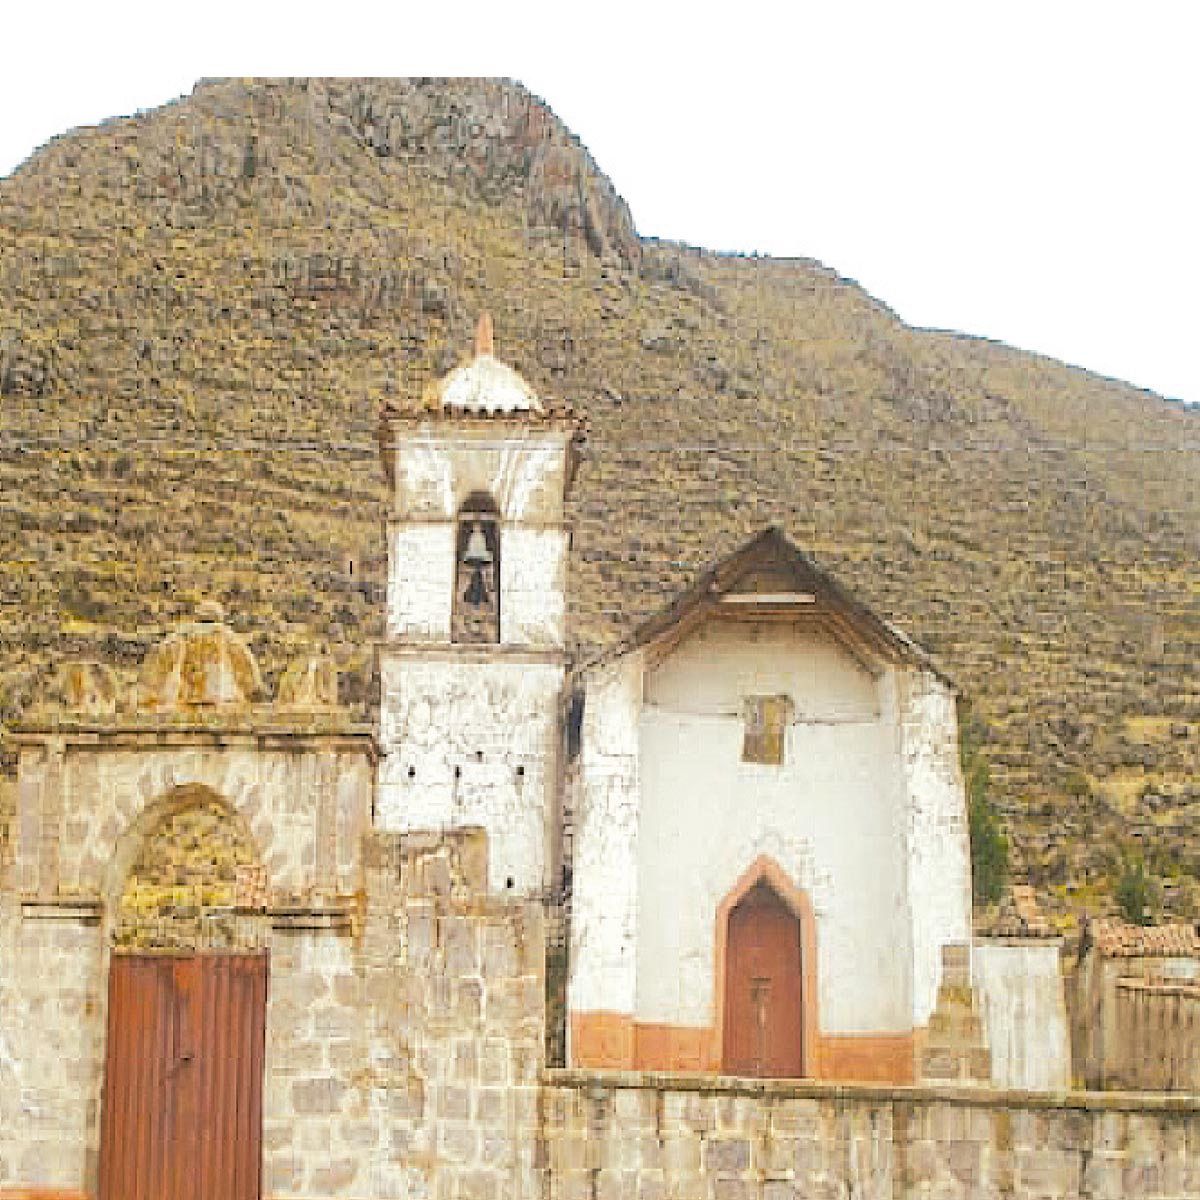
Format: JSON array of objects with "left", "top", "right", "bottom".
[
  {"left": 99, "top": 953, "right": 268, "bottom": 1200},
  {"left": 722, "top": 882, "right": 805, "bottom": 1077}
]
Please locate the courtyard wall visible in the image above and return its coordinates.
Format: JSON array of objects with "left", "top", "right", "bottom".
[{"left": 541, "top": 1070, "right": 1200, "bottom": 1200}]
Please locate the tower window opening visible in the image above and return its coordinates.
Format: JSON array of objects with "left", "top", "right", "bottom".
[{"left": 453, "top": 493, "right": 500, "bottom": 644}]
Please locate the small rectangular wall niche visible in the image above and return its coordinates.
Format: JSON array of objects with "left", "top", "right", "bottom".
[{"left": 742, "top": 695, "right": 792, "bottom": 765}]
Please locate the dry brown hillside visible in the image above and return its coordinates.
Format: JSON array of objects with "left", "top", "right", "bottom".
[{"left": 1, "top": 77, "right": 1196, "bottom": 920}]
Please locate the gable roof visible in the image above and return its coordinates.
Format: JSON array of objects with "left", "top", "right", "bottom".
[{"left": 580, "top": 526, "right": 952, "bottom": 686}]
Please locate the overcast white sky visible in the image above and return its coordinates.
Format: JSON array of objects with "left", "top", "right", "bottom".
[{"left": 1, "top": 2, "right": 1196, "bottom": 406}]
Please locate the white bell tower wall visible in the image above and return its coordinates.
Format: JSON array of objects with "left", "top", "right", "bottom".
[{"left": 376, "top": 420, "right": 575, "bottom": 897}]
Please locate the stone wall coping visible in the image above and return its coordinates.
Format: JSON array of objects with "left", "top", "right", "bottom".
[
  {"left": 6, "top": 723, "right": 378, "bottom": 755},
  {"left": 973, "top": 935, "right": 1064, "bottom": 948},
  {"left": 1117, "top": 976, "right": 1200, "bottom": 999},
  {"left": 377, "top": 641, "right": 567, "bottom": 666},
  {"left": 19, "top": 896, "right": 103, "bottom": 923},
  {"left": 543, "top": 1068, "right": 1200, "bottom": 1113}
]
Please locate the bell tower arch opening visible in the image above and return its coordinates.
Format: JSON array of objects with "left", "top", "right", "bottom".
[{"left": 453, "top": 490, "right": 501, "bottom": 645}]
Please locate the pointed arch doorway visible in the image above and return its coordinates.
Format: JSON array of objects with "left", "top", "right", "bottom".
[{"left": 718, "top": 858, "right": 817, "bottom": 1078}]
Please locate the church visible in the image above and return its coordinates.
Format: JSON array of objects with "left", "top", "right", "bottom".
[
  {"left": 0, "top": 317, "right": 979, "bottom": 1196},
  {"left": 374, "top": 314, "right": 973, "bottom": 1081}
]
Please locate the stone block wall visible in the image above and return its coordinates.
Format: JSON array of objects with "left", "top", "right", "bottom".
[
  {"left": 10, "top": 733, "right": 373, "bottom": 906},
  {"left": 0, "top": 898, "right": 104, "bottom": 1190},
  {"left": 263, "top": 827, "right": 547, "bottom": 1199},
  {"left": 540, "top": 1071, "right": 1200, "bottom": 1200}
]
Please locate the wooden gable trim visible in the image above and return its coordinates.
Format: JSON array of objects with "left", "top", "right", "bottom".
[{"left": 582, "top": 526, "right": 952, "bottom": 689}]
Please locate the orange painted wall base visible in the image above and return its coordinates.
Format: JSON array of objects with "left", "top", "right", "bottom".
[
  {"left": 569, "top": 1011, "right": 636, "bottom": 1069},
  {"left": 0, "top": 1191, "right": 90, "bottom": 1199},
  {"left": 817, "top": 1033, "right": 916, "bottom": 1084},
  {"left": 572, "top": 1011, "right": 918, "bottom": 1084}
]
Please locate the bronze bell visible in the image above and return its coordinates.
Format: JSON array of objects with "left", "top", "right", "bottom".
[{"left": 463, "top": 522, "right": 493, "bottom": 566}]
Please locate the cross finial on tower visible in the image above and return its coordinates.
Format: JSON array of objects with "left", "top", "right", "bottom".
[{"left": 475, "top": 311, "right": 494, "bottom": 357}]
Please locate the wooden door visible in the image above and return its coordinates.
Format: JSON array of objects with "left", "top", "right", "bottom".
[
  {"left": 722, "top": 881, "right": 804, "bottom": 1077},
  {"left": 99, "top": 953, "right": 268, "bottom": 1200}
]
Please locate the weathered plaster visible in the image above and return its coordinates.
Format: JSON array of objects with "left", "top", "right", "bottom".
[
  {"left": 974, "top": 939, "right": 1072, "bottom": 1091},
  {"left": 634, "top": 622, "right": 910, "bottom": 1034},
  {"left": 377, "top": 656, "right": 564, "bottom": 895},
  {"left": 389, "top": 430, "right": 570, "bottom": 526},
  {"left": 387, "top": 523, "right": 455, "bottom": 641},
  {"left": 567, "top": 653, "right": 643, "bottom": 1020},
  {"left": 499, "top": 527, "right": 568, "bottom": 647},
  {"left": 568, "top": 618, "right": 972, "bottom": 1060},
  {"left": 898, "top": 669, "right": 973, "bottom": 1028}
]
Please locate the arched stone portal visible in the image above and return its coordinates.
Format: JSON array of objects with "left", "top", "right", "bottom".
[
  {"left": 110, "top": 785, "right": 265, "bottom": 951},
  {"left": 99, "top": 786, "right": 268, "bottom": 1200}
]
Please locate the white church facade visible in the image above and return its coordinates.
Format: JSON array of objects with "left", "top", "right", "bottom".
[{"left": 375, "top": 316, "right": 973, "bottom": 1083}]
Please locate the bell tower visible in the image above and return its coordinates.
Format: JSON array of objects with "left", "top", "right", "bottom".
[{"left": 375, "top": 315, "right": 582, "bottom": 896}]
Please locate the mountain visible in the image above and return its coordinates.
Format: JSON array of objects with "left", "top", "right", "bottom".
[{"left": 1, "top": 77, "right": 1197, "bottom": 919}]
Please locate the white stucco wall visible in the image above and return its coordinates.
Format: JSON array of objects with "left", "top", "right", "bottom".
[
  {"left": 567, "top": 654, "right": 643, "bottom": 1017},
  {"left": 898, "top": 671, "right": 973, "bottom": 1028},
  {"left": 387, "top": 522, "right": 568, "bottom": 649},
  {"left": 380, "top": 423, "right": 573, "bottom": 897},
  {"left": 973, "top": 940, "right": 1071, "bottom": 1092},
  {"left": 631, "top": 622, "right": 912, "bottom": 1034},
  {"left": 500, "top": 527, "right": 568, "bottom": 648},
  {"left": 388, "top": 430, "right": 570, "bottom": 526},
  {"left": 387, "top": 524, "right": 455, "bottom": 641},
  {"left": 377, "top": 655, "right": 565, "bottom": 895}
]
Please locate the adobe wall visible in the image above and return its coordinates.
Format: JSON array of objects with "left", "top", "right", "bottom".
[
  {"left": 540, "top": 1071, "right": 1200, "bottom": 1200},
  {"left": 1073, "top": 952, "right": 1200, "bottom": 1091},
  {"left": 1109, "top": 981, "right": 1200, "bottom": 1092}
]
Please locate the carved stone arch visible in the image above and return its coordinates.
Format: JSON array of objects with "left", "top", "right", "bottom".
[
  {"left": 103, "top": 783, "right": 266, "bottom": 952},
  {"left": 453, "top": 490, "right": 501, "bottom": 644},
  {"left": 714, "top": 855, "right": 818, "bottom": 1078}
]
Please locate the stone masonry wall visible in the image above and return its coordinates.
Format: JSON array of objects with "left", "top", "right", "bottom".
[
  {"left": 540, "top": 1071, "right": 1200, "bottom": 1200},
  {"left": 0, "top": 896, "right": 103, "bottom": 1191},
  {"left": 263, "top": 827, "right": 546, "bottom": 1199}
]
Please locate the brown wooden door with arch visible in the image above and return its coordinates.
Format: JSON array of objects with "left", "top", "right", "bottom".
[
  {"left": 98, "top": 952, "right": 268, "bottom": 1200},
  {"left": 722, "top": 881, "right": 805, "bottom": 1077}
]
